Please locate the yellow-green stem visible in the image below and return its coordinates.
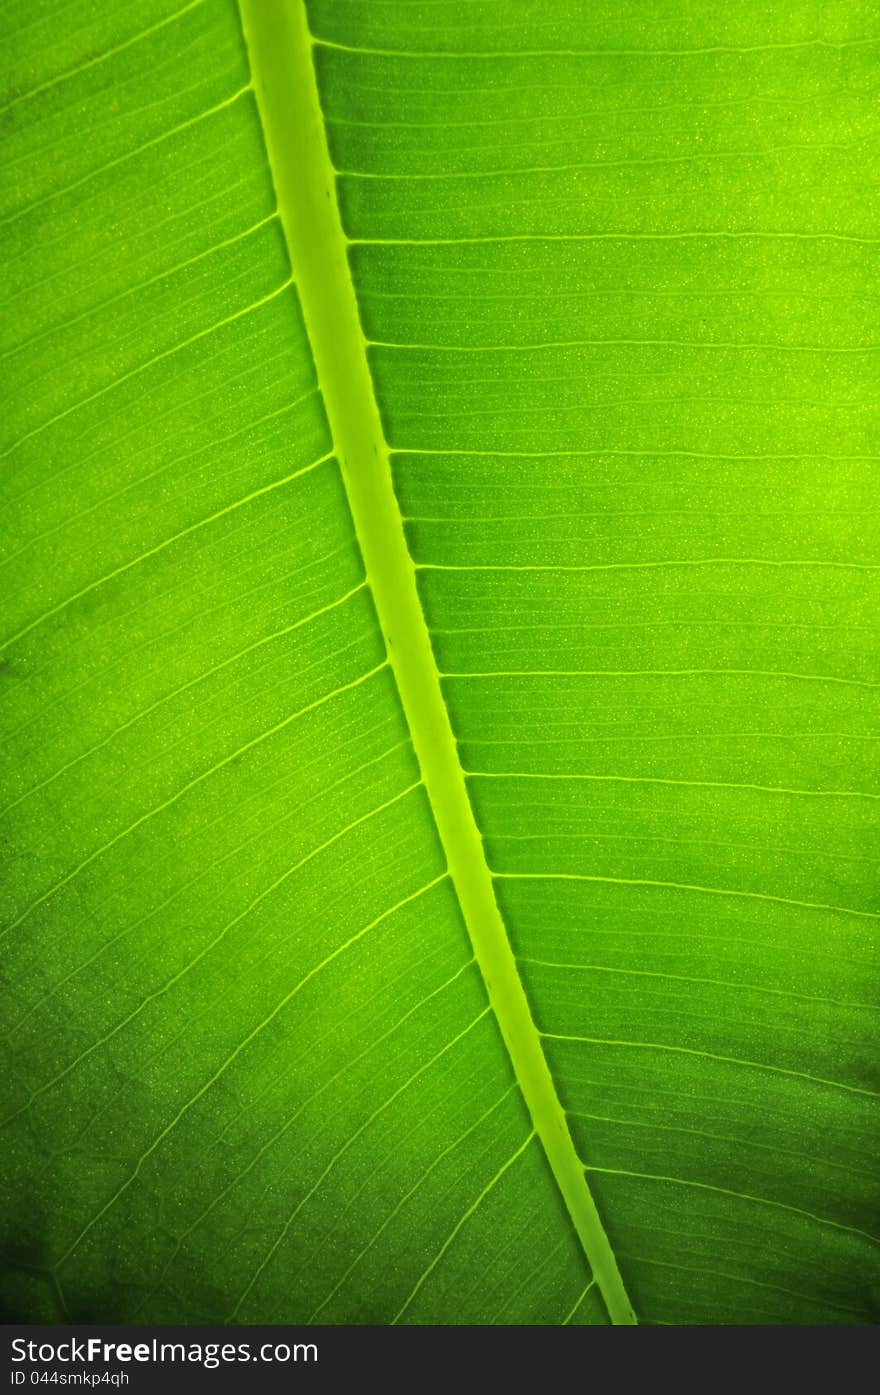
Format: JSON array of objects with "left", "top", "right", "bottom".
[{"left": 237, "top": 0, "right": 637, "bottom": 1326}]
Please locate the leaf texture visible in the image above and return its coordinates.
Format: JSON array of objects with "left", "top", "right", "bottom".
[{"left": 1, "top": 0, "right": 878, "bottom": 1326}]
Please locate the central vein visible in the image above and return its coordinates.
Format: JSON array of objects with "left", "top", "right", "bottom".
[{"left": 237, "top": 0, "right": 636, "bottom": 1327}]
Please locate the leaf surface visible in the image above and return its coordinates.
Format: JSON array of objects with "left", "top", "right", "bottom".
[{"left": 1, "top": 0, "right": 878, "bottom": 1325}]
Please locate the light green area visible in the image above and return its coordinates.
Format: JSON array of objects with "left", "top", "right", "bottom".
[{"left": 1, "top": 0, "right": 878, "bottom": 1326}]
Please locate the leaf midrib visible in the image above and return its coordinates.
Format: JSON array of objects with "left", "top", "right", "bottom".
[{"left": 236, "top": 0, "right": 636, "bottom": 1327}]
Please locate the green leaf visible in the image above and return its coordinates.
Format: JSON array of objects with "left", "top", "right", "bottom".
[{"left": 1, "top": 0, "right": 877, "bottom": 1327}]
